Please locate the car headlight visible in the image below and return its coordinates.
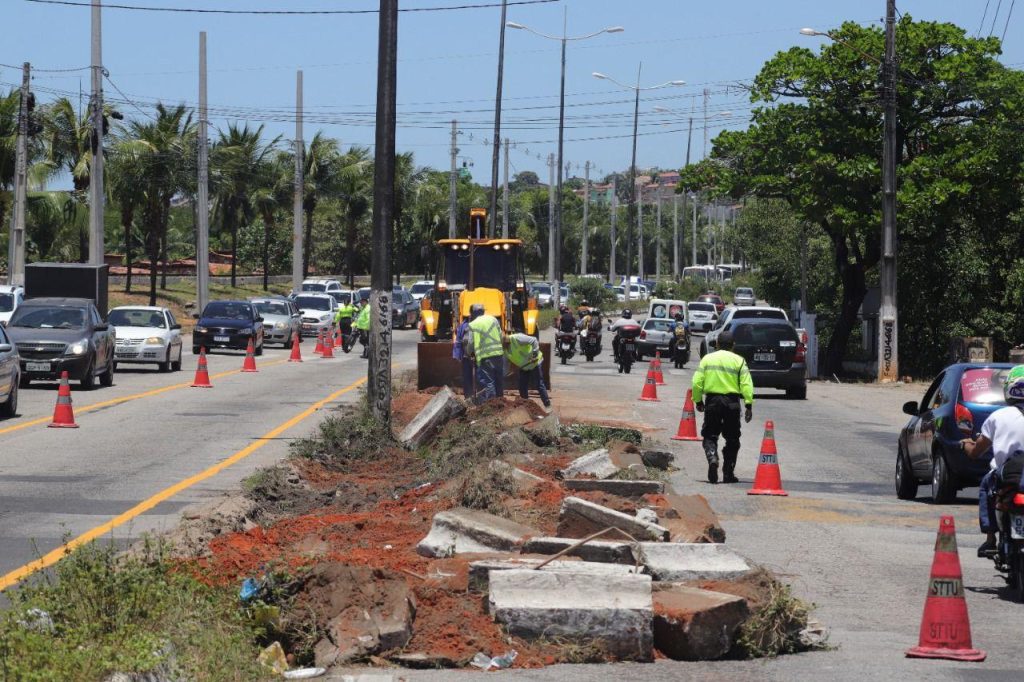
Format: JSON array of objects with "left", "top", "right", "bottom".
[
  {"left": 196, "top": 326, "right": 208, "bottom": 334},
  {"left": 67, "top": 340, "right": 88, "bottom": 355},
  {"left": 275, "top": 322, "right": 288, "bottom": 330},
  {"left": 319, "top": 314, "right": 331, "bottom": 322},
  {"left": 240, "top": 328, "right": 253, "bottom": 335},
  {"left": 145, "top": 336, "right": 164, "bottom": 345}
]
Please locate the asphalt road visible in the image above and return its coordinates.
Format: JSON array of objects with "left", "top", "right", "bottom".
[{"left": 0, "top": 330, "right": 421, "bottom": 585}]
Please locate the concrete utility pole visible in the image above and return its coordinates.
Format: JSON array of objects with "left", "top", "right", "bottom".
[
  {"left": 655, "top": 192, "right": 662, "bottom": 280},
  {"left": 7, "top": 63, "right": 29, "bottom": 286},
  {"left": 692, "top": 194, "right": 698, "bottom": 266},
  {"left": 672, "top": 195, "right": 679, "bottom": 278},
  {"left": 637, "top": 182, "right": 644, "bottom": 280},
  {"left": 547, "top": 153, "right": 555, "bottom": 281},
  {"left": 292, "top": 70, "right": 304, "bottom": 293},
  {"left": 368, "top": 0, "right": 398, "bottom": 423},
  {"left": 449, "top": 120, "right": 458, "bottom": 238},
  {"left": 580, "top": 160, "right": 590, "bottom": 275},
  {"left": 502, "top": 137, "right": 510, "bottom": 237},
  {"left": 197, "top": 34, "right": 210, "bottom": 312},
  {"left": 878, "top": 0, "right": 899, "bottom": 383},
  {"left": 609, "top": 177, "right": 617, "bottom": 284},
  {"left": 88, "top": 0, "right": 104, "bottom": 265},
  {"left": 702, "top": 87, "right": 710, "bottom": 159},
  {"left": 488, "top": 0, "right": 508, "bottom": 237}
]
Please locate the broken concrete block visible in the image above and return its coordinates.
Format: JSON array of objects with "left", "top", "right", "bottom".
[
  {"left": 488, "top": 569, "right": 654, "bottom": 661},
  {"left": 653, "top": 584, "right": 749, "bottom": 660},
  {"left": 635, "top": 508, "right": 660, "bottom": 525},
  {"left": 638, "top": 543, "right": 751, "bottom": 582},
  {"left": 415, "top": 508, "right": 538, "bottom": 558},
  {"left": 660, "top": 493, "right": 726, "bottom": 543},
  {"left": 562, "top": 479, "right": 665, "bottom": 496},
  {"left": 522, "top": 536, "right": 636, "bottom": 564},
  {"left": 558, "top": 496, "right": 670, "bottom": 542},
  {"left": 490, "top": 460, "right": 545, "bottom": 490},
  {"left": 641, "top": 449, "right": 675, "bottom": 470},
  {"left": 522, "top": 412, "right": 561, "bottom": 446},
  {"left": 609, "top": 449, "right": 647, "bottom": 474},
  {"left": 398, "top": 386, "right": 465, "bottom": 449},
  {"left": 468, "top": 556, "right": 640, "bottom": 592},
  {"left": 558, "top": 448, "right": 618, "bottom": 480}
]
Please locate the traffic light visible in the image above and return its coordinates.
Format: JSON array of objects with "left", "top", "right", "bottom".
[
  {"left": 25, "top": 92, "right": 43, "bottom": 137},
  {"left": 469, "top": 208, "right": 486, "bottom": 239}
]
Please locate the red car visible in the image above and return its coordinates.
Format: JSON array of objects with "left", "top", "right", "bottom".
[{"left": 698, "top": 293, "right": 725, "bottom": 314}]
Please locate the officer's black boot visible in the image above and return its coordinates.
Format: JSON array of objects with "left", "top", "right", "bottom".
[
  {"left": 722, "top": 441, "right": 740, "bottom": 483},
  {"left": 703, "top": 438, "right": 719, "bottom": 484}
]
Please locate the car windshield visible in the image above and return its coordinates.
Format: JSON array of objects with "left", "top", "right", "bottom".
[
  {"left": 0, "top": 293, "right": 14, "bottom": 312},
  {"left": 960, "top": 367, "right": 1012, "bottom": 405},
  {"left": 203, "top": 302, "right": 252, "bottom": 320},
  {"left": 689, "top": 303, "right": 715, "bottom": 312},
  {"left": 533, "top": 285, "right": 551, "bottom": 295},
  {"left": 733, "top": 309, "right": 785, "bottom": 320},
  {"left": 254, "top": 301, "right": 290, "bottom": 316},
  {"left": 644, "top": 319, "right": 674, "bottom": 332},
  {"left": 301, "top": 282, "right": 326, "bottom": 292},
  {"left": 109, "top": 309, "right": 166, "bottom": 328},
  {"left": 411, "top": 283, "right": 432, "bottom": 294},
  {"left": 295, "top": 296, "right": 331, "bottom": 311},
  {"left": 329, "top": 292, "right": 351, "bottom": 304},
  {"left": 9, "top": 306, "right": 86, "bottom": 329},
  {"left": 698, "top": 295, "right": 720, "bottom": 303},
  {"left": 731, "top": 322, "right": 797, "bottom": 346},
  {"left": 736, "top": 288, "right": 753, "bottom": 295}
]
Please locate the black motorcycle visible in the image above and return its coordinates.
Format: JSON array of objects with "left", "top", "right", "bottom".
[
  {"left": 556, "top": 331, "right": 577, "bottom": 365},
  {"left": 672, "top": 330, "right": 691, "bottom": 369},
  {"left": 614, "top": 325, "right": 641, "bottom": 374},
  {"left": 580, "top": 331, "right": 602, "bottom": 362},
  {"left": 991, "top": 483, "right": 1024, "bottom": 601},
  {"left": 338, "top": 319, "right": 356, "bottom": 354}
]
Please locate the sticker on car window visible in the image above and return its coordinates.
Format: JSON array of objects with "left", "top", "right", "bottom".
[{"left": 779, "top": 340, "right": 796, "bottom": 347}]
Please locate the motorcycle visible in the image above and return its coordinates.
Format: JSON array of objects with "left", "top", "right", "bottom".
[
  {"left": 556, "top": 331, "right": 577, "bottom": 365},
  {"left": 339, "top": 319, "right": 356, "bottom": 354},
  {"left": 580, "top": 329, "right": 602, "bottom": 362},
  {"left": 672, "top": 329, "right": 691, "bottom": 369},
  {"left": 989, "top": 468, "right": 1024, "bottom": 601},
  {"left": 613, "top": 324, "right": 641, "bottom": 374}
]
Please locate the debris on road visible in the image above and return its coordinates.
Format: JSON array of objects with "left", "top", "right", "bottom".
[
  {"left": 557, "top": 496, "right": 670, "bottom": 541},
  {"left": 415, "top": 508, "right": 539, "bottom": 558},
  {"left": 398, "top": 385, "right": 465, "bottom": 448},
  {"left": 652, "top": 584, "right": 750, "bottom": 661}
]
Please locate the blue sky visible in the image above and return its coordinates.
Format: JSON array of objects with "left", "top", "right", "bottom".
[{"left": 2, "top": 0, "right": 1020, "bottom": 184}]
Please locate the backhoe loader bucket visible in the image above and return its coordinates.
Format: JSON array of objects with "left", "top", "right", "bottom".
[{"left": 417, "top": 341, "right": 552, "bottom": 393}]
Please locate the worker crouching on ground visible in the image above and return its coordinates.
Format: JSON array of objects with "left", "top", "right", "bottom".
[
  {"left": 691, "top": 330, "right": 754, "bottom": 484},
  {"left": 453, "top": 315, "right": 475, "bottom": 398},
  {"left": 505, "top": 331, "right": 551, "bottom": 409},
  {"left": 463, "top": 303, "right": 504, "bottom": 404}
]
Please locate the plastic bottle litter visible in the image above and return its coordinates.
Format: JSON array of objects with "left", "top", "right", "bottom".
[
  {"left": 469, "top": 650, "right": 518, "bottom": 670},
  {"left": 239, "top": 577, "right": 260, "bottom": 603}
]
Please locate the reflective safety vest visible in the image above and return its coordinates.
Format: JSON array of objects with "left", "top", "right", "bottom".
[
  {"left": 506, "top": 334, "right": 542, "bottom": 371},
  {"left": 691, "top": 348, "right": 754, "bottom": 406},
  {"left": 335, "top": 303, "right": 356, "bottom": 321},
  {"left": 469, "top": 314, "right": 504, "bottom": 362},
  {"left": 354, "top": 305, "right": 371, "bottom": 331}
]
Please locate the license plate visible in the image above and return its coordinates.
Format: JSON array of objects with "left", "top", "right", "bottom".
[
  {"left": 561, "top": 343, "right": 571, "bottom": 350},
  {"left": 1011, "top": 515, "right": 1024, "bottom": 540},
  {"left": 754, "top": 353, "right": 776, "bottom": 362},
  {"left": 214, "top": 335, "right": 230, "bottom": 342},
  {"left": 624, "top": 343, "right": 635, "bottom": 352},
  {"left": 26, "top": 361, "right": 50, "bottom": 372}
]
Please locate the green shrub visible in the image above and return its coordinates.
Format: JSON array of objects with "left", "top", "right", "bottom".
[{"left": 567, "top": 277, "right": 616, "bottom": 312}]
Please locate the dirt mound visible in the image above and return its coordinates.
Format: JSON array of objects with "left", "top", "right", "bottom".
[{"left": 244, "top": 465, "right": 336, "bottom": 524}]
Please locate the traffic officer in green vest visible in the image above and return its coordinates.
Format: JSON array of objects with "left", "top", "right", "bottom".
[
  {"left": 463, "top": 303, "right": 504, "bottom": 403},
  {"left": 505, "top": 332, "right": 551, "bottom": 409},
  {"left": 354, "top": 298, "right": 372, "bottom": 359},
  {"left": 691, "top": 330, "right": 754, "bottom": 484},
  {"left": 334, "top": 296, "right": 357, "bottom": 345}
]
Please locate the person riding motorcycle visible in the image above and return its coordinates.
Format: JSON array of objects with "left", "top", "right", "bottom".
[
  {"left": 962, "top": 365, "right": 1024, "bottom": 557},
  {"left": 557, "top": 305, "right": 577, "bottom": 334},
  {"left": 609, "top": 309, "right": 638, "bottom": 363},
  {"left": 669, "top": 312, "right": 689, "bottom": 361}
]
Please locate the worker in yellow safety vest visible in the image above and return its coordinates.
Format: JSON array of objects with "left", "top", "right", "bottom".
[
  {"left": 505, "top": 332, "right": 550, "bottom": 409},
  {"left": 354, "top": 298, "right": 371, "bottom": 358},
  {"left": 691, "top": 330, "right": 754, "bottom": 484},
  {"left": 463, "top": 303, "right": 504, "bottom": 403}
]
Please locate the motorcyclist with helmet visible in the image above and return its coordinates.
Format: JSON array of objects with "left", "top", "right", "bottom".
[
  {"left": 609, "top": 309, "right": 639, "bottom": 364},
  {"left": 962, "top": 365, "right": 1024, "bottom": 557},
  {"left": 557, "top": 305, "right": 577, "bottom": 334},
  {"left": 668, "top": 311, "right": 690, "bottom": 365}
]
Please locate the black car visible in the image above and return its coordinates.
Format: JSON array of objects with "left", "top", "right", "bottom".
[
  {"left": 896, "top": 363, "right": 1015, "bottom": 503},
  {"left": 391, "top": 288, "right": 419, "bottom": 330},
  {"left": 192, "top": 300, "right": 265, "bottom": 355},
  {"left": 6, "top": 297, "right": 115, "bottom": 389},
  {"left": 701, "top": 318, "right": 806, "bottom": 399}
]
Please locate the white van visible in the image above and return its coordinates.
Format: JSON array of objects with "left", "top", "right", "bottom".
[{"left": 647, "top": 298, "right": 687, "bottom": 322}]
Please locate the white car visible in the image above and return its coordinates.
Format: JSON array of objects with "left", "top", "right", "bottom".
[
  {"left": 0, "top": 285, "right": 25, "bottom": 326},
  {"left": 531, "top": 283, "right": 553, "bottom": 308},
  {"left": 300, "top": 278, "right": 343, "bottom": 295},
  {"left": 409, "top": 280, "right": 433, "bottom": 302},
  {"left": 108, "top": 305, "right": 184, "bottom": 372},
  {"left": 0, "top": 323, "right": 19, "bottom": 418},
  {"left": 294, "top": 294, "right": 337, "bottom": 336},
  {"left": 687, "top": 301, "right": 718, "bottom": 333}
]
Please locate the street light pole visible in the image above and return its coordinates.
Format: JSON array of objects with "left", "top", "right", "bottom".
[
  {"left": 88, "top": 0, "right": 104, "bottom": 265},
  {"left": 626, "top": 64, "right": 641, "bottom": 303},
  {"left": 878, "top": 0, "right": 898, "bottom": 382},
  {"left": 488, "top": 0, "right": 508, "bottom": 238}
]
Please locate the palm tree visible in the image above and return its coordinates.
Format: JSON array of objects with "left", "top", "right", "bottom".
[
  {"left": 41, "top": 98, "right": 94, "bottom": 261},
  {"left": 0, "top": 90, "right": 19, "bottom": 242},
  {"left": 334, "top": 145, "right": 372, "bottom": 286},
  {"left": 251, "top": 152, "right": 292, "bottom": 290},
  {"left": 301, "top": 132, "right": 343, "bottom": 278},
  {"left": 212, "top": 123, "right": 281, "bottom": 287},
  {"left": 393, "top": 152, "right": 428, "bottom": 284},
  {"left": 106, "top": 136, "right": 150, "bottom": 292}
]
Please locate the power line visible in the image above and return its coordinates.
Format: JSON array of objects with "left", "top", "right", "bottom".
[
  {"left": 979, "top": 0, "right": 993, "bottom": 36},
  {"left": 1003, "top": 0, "right": 1017, "bottom": 42},
  {"left": 991, "top": 0, "right": 1005, "bottom": 37},
  {"left": 24, "top": 0, "right": 558, "bottom": 15}
]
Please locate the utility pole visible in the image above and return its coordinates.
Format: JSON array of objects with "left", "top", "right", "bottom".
[
  {"left": 702, "top": 87, "right": 710, "bottom": 159},
  {"left": 488, "top": 0, "right": 508, "bottom": 237},
  {"left": 655, "top": 192, "right": 662, "bottom": 280},
  {"left": 580, "top": 160, "right": 590, "bottom": 275},
  {"left": 197, "top": 34, "right": 210, "bottom": 312},
  {"left": 637, "top": 182, "right": 644, "bottom": 280},
  {"left": 449, "top": 120, "right": 458, "bottom": 238},
  {"left": 672, "top": 195, "right": 679, "bottom": 279},
  {"left": 547, "top": 153, "right": 555, "bottom": 282},
  {"left": 88, "top": 0, "right": 104, "bottom": 265},
  {"left": 368, "top": 0, "right": 398, "bottom": 423},
  {"left": 502, "top": 137, "right": 510, "bottom": 237},
  {"left": 691, "top": 194, "right": 698, "bottom": 266},
  {"left": 7, "top": 63, "right": 29, "bottom": 286},
  {"left": 878, "top": 0, "right": 899, "bottom": 383},
  {"left": 609, "top": 177, "right": 617, "bottom": 284},
  {"left": 552, "top": 7, "right": 568, "bottom": 310},
  {"left": 625, "top": 62, "right": 642, "bottom": 304},
  {"left": 292, "top": 70, "right": 304, "bottom": 294}
]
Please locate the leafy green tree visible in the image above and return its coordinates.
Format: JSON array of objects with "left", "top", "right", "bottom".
[
  {"left": 301, "top": 132, "right": 342, "bottom": 278},
  {"left": 251, "top": 151, "right": 292, "bottom": 290}
]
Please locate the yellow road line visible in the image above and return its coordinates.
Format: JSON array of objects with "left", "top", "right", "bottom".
[
  {"left": 0, "top": 374, "right": 367, "bottom": 591},
  {"left": 0, "top": 359, "right": 288, "bottom": 437}
]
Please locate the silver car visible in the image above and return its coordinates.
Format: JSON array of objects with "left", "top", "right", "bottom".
[
  {"left": 637, "top": 318, "right": 674, "bottom": 361},
  {"left": 252, "top": 297, "right": 301, "bottom": 347},
  {"left": 0, "top": 323, "right": 20, "bottom": 418},
  {"left": 734, "top": 287, "right": 756, "bottom": 306}
]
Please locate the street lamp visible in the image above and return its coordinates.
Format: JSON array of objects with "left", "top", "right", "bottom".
[
  {"left": 508, "top": 14, "right": 622, "bottom": 311},
  {"left": 593, "top": 68, "right": 685, "bottom": 301}
]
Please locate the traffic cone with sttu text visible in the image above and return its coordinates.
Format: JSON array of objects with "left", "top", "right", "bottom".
[
  {"left": 651, "top": 351, "right": 666, "bottom": 385},
  {"left": 48, "top": 371, "right": 79, "bottom": 428},
  {"left": 638, "top": 366, "right": 660, "bottom": 401},
  {"left": 288, "top": 331, "right": 303, "bottom": 362},
  {"left": 241, "top": 338, "right": 258, "bottom": 372},
  {"left": 191, "top": 348, "right": 213, "bottom": 388},
  {"left": 321, "top": 332, "right": 335, "bottom": 359},
  {"left": 905, "top": 516, "right": 986, "bottom": 662},
  {"left": 313, "top": 328, "right": 325, "bottom": 355},
  {"left": 671, "top": 389, "right": 701, "bottom": 441},
  {"left": 747, "top": 420, "right": 788, "bottom": 496}
]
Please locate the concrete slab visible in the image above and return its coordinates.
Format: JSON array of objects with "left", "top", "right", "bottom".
[
  {"left": 398, "top": 386, "right": 465, "bottom": 449},
  {"left": 490, "top": 459, "right": 545, "bottom": 490},
  {"left": 521, "top": 536, "right": 636, "bottom": 564},
  {"left": 653, "top": 584, "right": 749, "bottom": 660},
  {"left": 558, "top": 448, "right": 618, "bottom": 480},
  {"left": 562, "top": 479, "right": 665, "bottom": 496},
  {"left": 638, "top": 543, "right": 752, "bottom": 582},
  {"left": 557, "top": 496, "right": 670, "bottom": 542},
  {"left": 488, "top": 569, "right": 654, "bottom": 661},
  {"left": 660, "top": 493, "right": 726, "bottom": 544},
  {"left": 468, "top": 556, "right": 641, "bottom": 592},
  {"left": 608, "top": 449, "right": 647, "bottom": 474},
  {"left": 415, "top": 508, "right": 539, "bottom": 559}
]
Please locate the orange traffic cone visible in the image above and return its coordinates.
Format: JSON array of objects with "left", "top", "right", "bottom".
[
  {"left": 48, "top": 370, "right": 79, "bottom": 428},
  {"left": 651, "top": 351, "right": 666, "bottom": 385},
  {"left": 639, "top": 366, "right": 660, "bottom": 401},
  {"left": 748, "top": 420, "right": 788, "bottom": 496},
  {"left": 905, "top": 516, "right": 986, "bottom": 662},
  {"left": 671, "top": 389, "right": 701, "bottom": 441},
  {"left": 288, "top": 331, "right": 303, "bottom": 362},
  {"left": 321, "top": 332, "right": 335, "bottom": 359},
  {"left": 191, "top": 347, "right": 213, "bottom": 388},
  {"left": 333, "top": 325, "right": 343, "bottom": 349},
  {"left": 313, "top": 328, "right": 325, "bottom": 355},
  {"left": 241, "top": 338, "right": 258, "bottom": 372}
]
